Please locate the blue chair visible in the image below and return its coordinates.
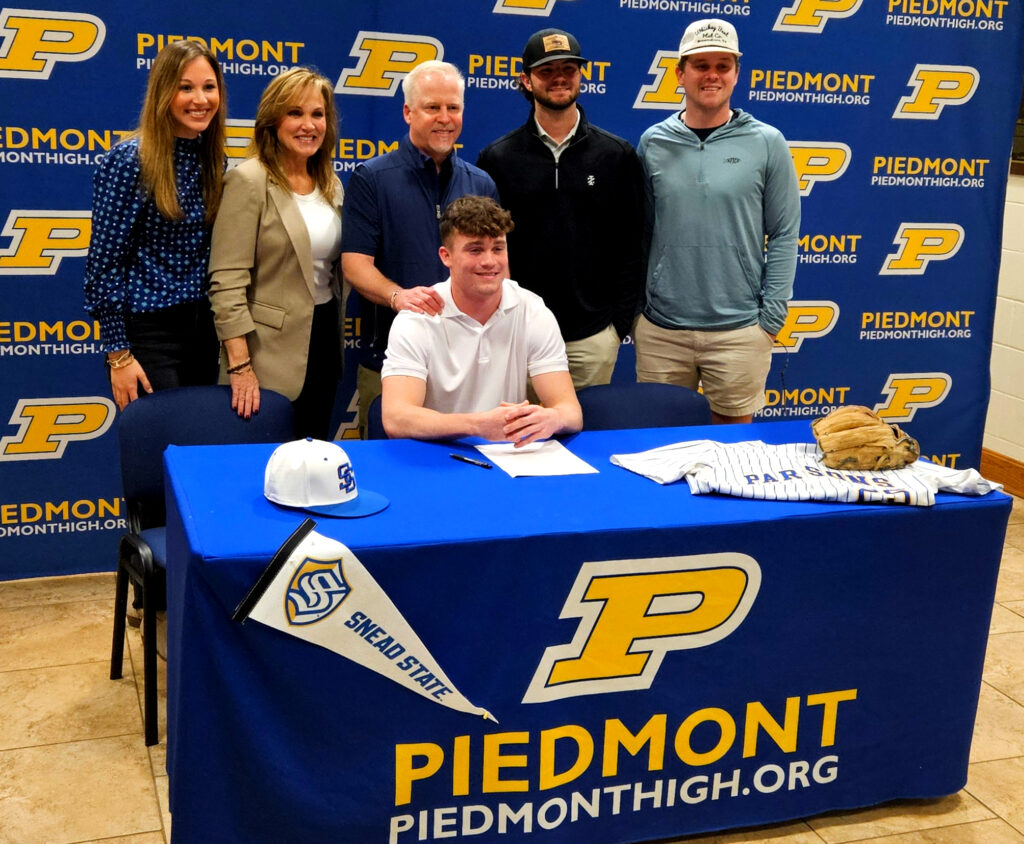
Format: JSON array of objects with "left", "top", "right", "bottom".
[
  {"left": 367, "top": 394, "right": 387, "bottom": 440},
  {"left": 110, "top": 385, "right": 294, "bottom": 745},
  {"left": 577, "top": 382, "right": 712, "bottom": 430}
]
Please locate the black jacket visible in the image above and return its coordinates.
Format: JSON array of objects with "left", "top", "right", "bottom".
[{"left": 476, "top": 107, "right": 644, "bottom": 342}]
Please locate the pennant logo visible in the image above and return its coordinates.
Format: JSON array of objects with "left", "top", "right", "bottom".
[
  {"left": 285, "top": 557, "right": 350, "bottom": 625},
  {"left": 242, "top": 527, "right": 494, "bottom": 721}
]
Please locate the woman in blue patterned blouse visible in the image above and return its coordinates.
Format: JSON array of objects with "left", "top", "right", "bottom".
[{"left": 83, "top": 41, "right": 227, "bottom": 410}]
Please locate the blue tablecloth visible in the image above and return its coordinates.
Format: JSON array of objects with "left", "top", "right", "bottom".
[{"left": 163, "top": 422, "right": 1011, "bottom": 843}]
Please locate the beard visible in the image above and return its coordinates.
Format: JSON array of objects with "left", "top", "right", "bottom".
[{"left": 532, "top": 86, "right": 579, "bottom": 112}]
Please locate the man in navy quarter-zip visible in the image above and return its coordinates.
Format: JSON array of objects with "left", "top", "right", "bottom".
[
  {"left": 477, "top": 29, "right": 644, "bottom": 390},
  {"left": 635, "top": 19, "right": 800, "bottom": 424},
  {"left": 342, "top": 60, "right": 498, "bottom": 437}
]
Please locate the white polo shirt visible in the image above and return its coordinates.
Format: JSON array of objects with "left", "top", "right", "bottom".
[{"left": 381, "top": 279, "right": 568, "bottom": 414}]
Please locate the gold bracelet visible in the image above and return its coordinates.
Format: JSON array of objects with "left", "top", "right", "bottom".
[
  {"left": 389, "top": 289, "right": 400, "bottom": 311},
  {"left": 108, "top": 352, "right": 135, "bottom": 370}
]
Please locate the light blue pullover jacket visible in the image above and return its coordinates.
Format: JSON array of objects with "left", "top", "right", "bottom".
[{"left": 638, "top": 109, "right": 800, "bottom": 335}]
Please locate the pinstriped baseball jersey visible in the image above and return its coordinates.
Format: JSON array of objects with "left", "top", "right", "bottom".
[{"left": 610, "top": 440, "right": 1000, "bottom": 507}]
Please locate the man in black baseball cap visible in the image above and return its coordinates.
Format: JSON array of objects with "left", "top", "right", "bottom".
[
  {"left": 477, "top": 30, "right": 643, "bottom": 390},
  {"left": 521, "top": 28, "right": 586, "bottom": 70}
]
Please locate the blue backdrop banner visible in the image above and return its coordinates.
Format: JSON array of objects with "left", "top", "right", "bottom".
[{"left": 1, "top": 0, "right": 1022, "bottom": 578}]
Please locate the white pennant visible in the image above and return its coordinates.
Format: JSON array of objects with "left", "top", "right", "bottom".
[{"left": 247, "top": 529, "right": 495, "bottom": 721}]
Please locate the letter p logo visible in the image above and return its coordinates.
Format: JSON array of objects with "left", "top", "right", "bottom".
[
  {"left": 873, "top": 373, "right": 951, "bottom": 423},
  {"left": 893, "top": 65, "right": 979, "bottom": 120},
  {"left": 335, "top": 31, "right": 442, "bottom": 97},
  {"left": 523, "top": 554, "right": 760, "bottom": 703},
  {"left": 0, "top": 397, "right": 116, "bottom": 461},
  {"left": 788, "top": 142, "right": 850, "bottom": 196},
  {"left": 774, "top": 0, "right": 862, "bottom": 33},
  {"left": 774, "top": 300, "right": 840, "bottom": 353},
  {"left": 0, "top": 9, "right": 105, "bottom": 79},
  {"left": 492, "top": 0, "right": 558, "bottom": 14},
  {"left": 0, "top": 210, "right": 91, "bottom": 275},
  {"left": 880, "top": 223, "right": 964, "bottom": 275}
]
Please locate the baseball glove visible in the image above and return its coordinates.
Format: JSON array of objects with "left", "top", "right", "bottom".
[{"left": 811, "top": 405, "right": 920, "bottom": 471}]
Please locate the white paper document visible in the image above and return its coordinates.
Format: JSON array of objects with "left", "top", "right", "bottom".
[{"left": 476, "top": 439, "right": 598, "bottom": 477}]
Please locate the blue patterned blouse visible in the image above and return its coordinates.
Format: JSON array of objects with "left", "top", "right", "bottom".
[{"left": 83, "top": 136, "right": 212, "bottom": 352}]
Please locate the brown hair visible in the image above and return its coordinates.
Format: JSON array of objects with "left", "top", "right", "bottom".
[
  {"left": 439, "top": 196, "right": 514, "bottom": 245},
  {"left": 136, "top": 40, "right": 226, "bottom": 221},
  {"left": 249, "top": 67, "right": 340, "bottom": 203}
]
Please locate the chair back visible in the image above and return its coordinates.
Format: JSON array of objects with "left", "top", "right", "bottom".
[
  {"left": 118, "top": 385, "right": 294, "bottom": 529},
  {"left": 367, "top": 394, "right": 387, "bottom": 440},
  {"left": 577, "top": 382, "right": 712, "bottom": 431}
]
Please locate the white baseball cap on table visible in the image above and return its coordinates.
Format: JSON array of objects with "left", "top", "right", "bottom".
[
  {"left": 678, "top": 19, "right": 742, "bottom": 58},
  {"left": 264, "top": 438, "right": 388, "bottom": 518}
]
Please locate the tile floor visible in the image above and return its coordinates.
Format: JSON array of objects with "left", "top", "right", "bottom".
[{"left": 0, "top": 496, "right": 1022, "bottom": 844}]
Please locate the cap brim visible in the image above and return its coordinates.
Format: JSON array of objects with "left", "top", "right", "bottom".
[
  {"left": 301, "top": 489, "right": 389, "bottom": 518},
  {"left": 528, "top": 54, "right": 586, "bottom": 68},
  {"left": 679, "top": 46, "right": 742, "bottom": 57}
]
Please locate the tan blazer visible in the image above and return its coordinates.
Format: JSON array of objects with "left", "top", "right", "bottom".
[{"left": 208, "top": 158, "right": 343, "bottom": 401}]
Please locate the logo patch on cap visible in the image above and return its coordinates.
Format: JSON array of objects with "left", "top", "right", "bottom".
[{"left": 542, "top": 33, "right": 570, "bottom": 51}]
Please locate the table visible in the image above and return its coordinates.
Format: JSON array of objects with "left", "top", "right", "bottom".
[{"left": 163, "top": 422, "right": 1011, "bottom": 843}]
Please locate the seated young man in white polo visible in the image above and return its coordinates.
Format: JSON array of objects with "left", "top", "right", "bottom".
[{"left": 380, "top": 195, "right": 582, "bottom": 445}]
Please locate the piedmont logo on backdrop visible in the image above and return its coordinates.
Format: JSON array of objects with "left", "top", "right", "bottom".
[
  {"left": 871, "top": 155, "right": 988, "bottom": 190},
  {"left": 467, "top": 50, "right": 610, "bottom": 95},
  {"left": 874, "top": 373, "right": 952, "bottom": 423},
  {"left": 860, "top": 309, "right": 974, "bottom": 342},
  {"left": 798, "top": 232, "right": 861, "bottom": 265},
  {"left": 0, "top": 317, "right": 101, "bottom": 358},
  {"left": 892, "top": 65, "right": 979, "bottom": 120},
  {"left": 774, "top": 0, "right": 862, "bottom": 33},
  {"left": 879, "top": 223, "right": 964, "bottom": 275},
  {"left": 225, "top": 119, "right": 254, "bottom": 168},
  {"left": 773, "top": 301, "right": 840, "bottom": 354},
  {"left": 0, "top": 211, "right": 90, "bottom": 275},
  {"left": 523, "top": 554, "right": 760, "bottom": 704},
  {"left": 135, "top": 33, "right": 300, "bottom": 76},
  {"left": 492, "top": 0, "right": 559, "bottom": 14},
  {"left": 618, "top": 1, "right": 750, "bottom": 15},
  {"left": 0, "top": 8, "right": 104, "bottom": 79},
  {"left": 886, "top": 0, "right": 1007, "bottom": 31},
  {"left": 759, "top": 384, "right": 851, "bottom": 418},
  {"left": 335, "top": 32, "right": 442, "bottom": 96},
  {"left": 749, "top": 68, "right": 873, "bottom": 107},
  {"left": 633, "top": 52, "right": 684, "bottom": 110},
  {"left": 788, "top": 142, "right": 851, "bottom": 196},
  {"left": 0, "top": 397, "right": 115, "bottom": 461},
  {"left": 0, "top": 125, "right": 131, "bottom": 167}
]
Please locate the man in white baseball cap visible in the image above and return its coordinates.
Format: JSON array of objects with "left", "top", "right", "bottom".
[{"left": 634, "top": 19, "right": 800, "bottom": 425}]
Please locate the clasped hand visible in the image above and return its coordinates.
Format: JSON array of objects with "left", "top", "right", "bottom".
[{"left": 478, "top": 400, "right": 559, "bottom": 448}]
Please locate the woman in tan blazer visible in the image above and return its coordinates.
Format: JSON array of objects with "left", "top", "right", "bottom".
[{"left": 209, "top": 67, "right": 343, "bottom": 439}]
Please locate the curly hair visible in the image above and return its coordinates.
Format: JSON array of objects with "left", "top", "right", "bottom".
[{"left": 439, "top": 196, "right": 515, "bottom": 245}]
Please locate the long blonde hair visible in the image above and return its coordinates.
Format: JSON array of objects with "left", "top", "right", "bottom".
[
  {"left": 136, "top": 40, "right": 226, "bottom": 222},
  {"left": 249, "top": 67, "right": 339, "bottom": 203}
]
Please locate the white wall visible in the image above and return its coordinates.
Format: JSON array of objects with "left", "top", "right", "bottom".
[{"left": 985, "top": 173, "right": 1024, "bottom": 462}]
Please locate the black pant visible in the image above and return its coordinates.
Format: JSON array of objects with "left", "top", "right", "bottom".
[
  {"left": 125, "top": 299, "right": 220, "bottom": 390},
  {"left": 292, "top": 298, "right": 342, "bottom": 440}
]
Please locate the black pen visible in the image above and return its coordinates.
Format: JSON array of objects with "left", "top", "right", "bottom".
[{"left": 449, "top": 453, "right": 492, "bottom": 470}]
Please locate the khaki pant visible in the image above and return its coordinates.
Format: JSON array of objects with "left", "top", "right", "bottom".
[
  {"left": 565, "top": 323, "right": 621, "bottom": 390},
  {"left": 634, "top": 316, "right": 773, "bottom": 417},
  {"left": 356, "top": 365, "right": 382, "bottom": 439}
]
